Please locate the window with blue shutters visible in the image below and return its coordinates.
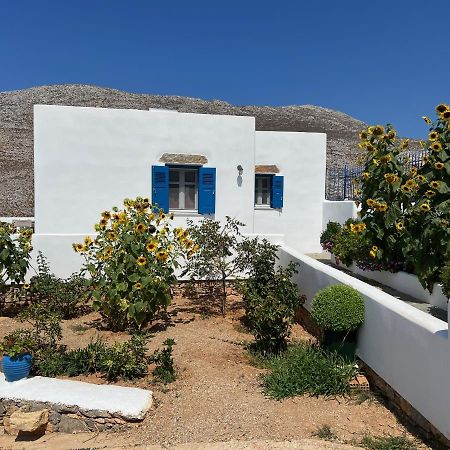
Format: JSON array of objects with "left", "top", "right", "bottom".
[
  {"left": 152, "top": 165, "right": 216, "bottom": 214},
  {"left": 254, "top": 174, "right": 284, "bottom": 209}
]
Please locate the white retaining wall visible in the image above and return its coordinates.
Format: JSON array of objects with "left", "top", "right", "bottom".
[
  {"left": 322, "top": 200, "right": 358, "bottom": 228},
  {"left": 278, "top": 245, "right": 450, "bottom": 440}
]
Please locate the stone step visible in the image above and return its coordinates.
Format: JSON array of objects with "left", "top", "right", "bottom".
[{"left": 0, "top": 373, "right": 152, "bottom": 421}]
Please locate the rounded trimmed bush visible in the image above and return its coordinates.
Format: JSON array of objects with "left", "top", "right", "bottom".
[{"left": 311, "top": 284, "right": 364, "bottom": 332}]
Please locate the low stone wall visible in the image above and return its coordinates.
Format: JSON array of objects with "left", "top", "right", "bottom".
[{"left": 0, "top": 398, "right": 135, "bottom": 435}]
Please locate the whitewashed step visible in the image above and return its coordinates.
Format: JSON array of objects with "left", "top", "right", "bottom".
[{"left": 0, "top": 373, "right": 152, "bottom": 420}]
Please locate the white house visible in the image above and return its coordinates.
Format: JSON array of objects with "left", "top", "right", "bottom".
[{"left": 32, "top": 104, "right": 326, "bottom": 277}]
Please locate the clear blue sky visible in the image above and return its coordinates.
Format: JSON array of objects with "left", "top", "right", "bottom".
[{"left": 1, "top": 0, "right": 449, "bottom": 138}]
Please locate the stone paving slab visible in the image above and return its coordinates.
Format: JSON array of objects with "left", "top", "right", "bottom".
[{"left": 0, "top": 373, "right": 152, "bottom": 420}]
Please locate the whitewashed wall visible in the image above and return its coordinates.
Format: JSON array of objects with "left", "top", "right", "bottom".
[
  {"left": 278, "top": 246, "right": 450, "bottom": 441},
  {"left": 254, "top": 131, "right": 326, "bottom": 253},
  {"left": 33, "top": 105, "right": 327, "bottom": 277},
  {"left": 322, "top": 200, "right": 358, "bottom": 228}
]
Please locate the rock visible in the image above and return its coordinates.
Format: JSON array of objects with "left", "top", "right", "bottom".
[
  {"left": 58, "top": 415, "right": 89, "bottom": 433},
  {"left": 3, "top": 417, "right": 17, "bottom": 435},
  {"left": 48, "top": 411, "right": 62, "bottom": 424},
  {"left": 9, "top": 408, "right": 48, "bottom": 432},
  {"left": 81, "top": 408, "right": 111, "bottom": 418}
]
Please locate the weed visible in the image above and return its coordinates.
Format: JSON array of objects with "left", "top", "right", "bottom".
[
  {"left": 312, "top": 424, "right": 337, "bottom": 441},
  {"left": 361, "top": 434, "right": 417, "bottom": 450},
  {"left": 152, "top": 338, "right": 177, "bottom": 383}
]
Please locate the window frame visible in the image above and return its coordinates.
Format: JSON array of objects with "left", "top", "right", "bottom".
[
  {"left": 168, "top": 165, "right": 199, "bottom": 211},
  {"left": 254, "top": 174, "right": 273, "bottom": 208}
]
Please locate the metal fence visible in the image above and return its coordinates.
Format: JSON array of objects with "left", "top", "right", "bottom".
[{"left": 325, "top": 150, "right": 429, "bottom": 201}]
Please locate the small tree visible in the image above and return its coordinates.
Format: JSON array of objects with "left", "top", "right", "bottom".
[{"left": 183, "top": 216, "right": 252, "bottom": 316}]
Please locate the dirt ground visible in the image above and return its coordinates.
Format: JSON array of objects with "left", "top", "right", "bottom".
[{"left": 0, "top": 287, "right": 430, "bottom": 449}]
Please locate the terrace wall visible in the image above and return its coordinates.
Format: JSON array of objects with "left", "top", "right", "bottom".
[{"left": 278, "top": 246, "right": 450, "bottom": 441}]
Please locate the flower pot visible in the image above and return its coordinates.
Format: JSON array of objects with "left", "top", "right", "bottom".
[{"left": 1, "top": 353, "right": 32, "bottom": 382}]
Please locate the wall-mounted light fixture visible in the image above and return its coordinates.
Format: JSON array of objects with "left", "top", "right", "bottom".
[{"left": 237, "top": 165, "right": 243, "bottom": 176}]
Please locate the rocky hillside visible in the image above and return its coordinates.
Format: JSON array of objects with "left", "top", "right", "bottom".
[{"left": 0, "top": 84, "right": 368, "bottom": 216}]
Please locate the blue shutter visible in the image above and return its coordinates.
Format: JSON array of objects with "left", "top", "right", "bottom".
[
  {"left": 152, "top": 165, "right": 169, "bottom": 213},
  {"left": 198, "top": 167, "right": 216, "bottom": 215},
  {"left": 271, "top": 175, "right": 284, "bottom": 209}
]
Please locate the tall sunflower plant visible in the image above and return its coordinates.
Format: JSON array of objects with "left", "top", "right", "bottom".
[
  {"left": 355, "top": 124, "right": 410, "bottom": 272},
  {"left": 73, "top": 196, "right": 195, "bottom": 330},
  {"left": 401, "top": 104, "right": 450, "bottom": 290}
]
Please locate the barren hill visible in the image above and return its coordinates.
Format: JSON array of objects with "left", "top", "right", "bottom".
[{"left": 0, "top": 84, "right": 367, "bottom": 216}]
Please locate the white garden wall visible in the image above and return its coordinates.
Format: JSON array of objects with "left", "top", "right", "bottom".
[
  {"left": 322, "top": 200, "right": 358, "bottom": 228},
  {"left": 33, "top": 105, "right": 326, "bottom": 277},
  {"left": 277, "top": 246, "right": 450, "bottom": 440}
]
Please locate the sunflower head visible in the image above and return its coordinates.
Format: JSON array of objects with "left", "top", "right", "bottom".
[
  {"left": 429, "top": 131, "right": 439, "bottom": 141},
  {"left": 372, "top": 125, "right": 385, "bottom": 136},
  {"left": 73, "top": 243, "right": 85, "bottom": 253},
  {"left": 359, "top": 130, "right": 368, "bottom": 140},
  {"left": 401, "top": 184, "right": 411, "bottom": 194},
  {"left": 99, "top": 218, "right": 108, "bottom": 229},
  {"left": 436, "top": 103, "right": 449, "bottom": 114},
  {"left": 379, "top": 154, "right": 392, "bottom": 164},
  {"left": 134, "top": 282, "right": 142, "bottom": 290},
  {"left": 362, "top": 172, "right": 369, "bottom": 180},
  {"left": 102, "top": 210, "right": 111, "bottom": 219},
  {"left": 377, "top": 203, "right": 388, "bottom": 212},
  {"left": 146, "top": 242, "right": 157, "bottom": 252},
  {"left": 84, "top": 236, "right": 93, "bottom": 246},
  {"left": 422, "top": 116, "right": 432, "bottom": 125},
  {"left": 136, "top": 256, "right": 147, "bottom": 266},
  {"left": 135, "top": 223, "right": 146, "bottom": 234},
  {"left": 420, "top": 203, "right": 431, "bottom": 212},
  {"left": 395, "top": 222, "right": 405, "bottom": 231},
  {"left": 431, "top": 141, "right": 442, "bottom": 152},
  {"left": 434, "top": 162, "right": 445, "bottom": 170},
  {"left": 430, "top": 180, "right": 441, "bottom": 189},
  {"left": 425, "top": 190, "right": 437, "bottom": 198},
  {"left": 23, "top": 283, "right": 31, "bottom": 290},
  {"left": 441, "top": 110, "right": 450, "bottom": 120},
  {"left": 366, "top": 198, "right": 376, "bottom": 207},
  {"left": 369, "top": 249, "right": 377, "bottom": 259},
  {"left": 416, "top": 175, "right": 426, "bottom": 183},
  {"left": 156, "top": 251, "right": 168, "bottom": 262},
  {"left": 399, "top": 139, "right": 410, "bottom": 150}
]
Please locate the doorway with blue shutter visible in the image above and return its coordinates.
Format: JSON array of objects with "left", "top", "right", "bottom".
[{"left": 152, "top": 165, "right": 216, "bottom": 215}]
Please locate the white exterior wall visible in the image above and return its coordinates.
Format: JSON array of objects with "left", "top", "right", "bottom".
[
  {"left": 322, "top": 200, "right": 358, "bottom": 228},
  {"left": 33, "top": 105, "right": 326, "bottom": 277},
  {"left": 278, "top": 246, "right": 450, "bottom": 440},
  {"left": 254, "top": 131, "right": 326, "bottom": 253}
]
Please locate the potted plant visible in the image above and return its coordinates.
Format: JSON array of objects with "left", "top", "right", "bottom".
[{"left": 0, "top": 331, "right": 33, "bottom": 382}]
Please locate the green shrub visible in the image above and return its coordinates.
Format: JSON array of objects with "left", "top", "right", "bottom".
[
  {"left": 29, "top": 252, "right": 87, "bottom": 319},
  {"left": 0, "top": 330, "right": 35, "bottom": 358},
  {"left": 74, "top": 197, "right": 188, "bottom": 330},
  {"left": 320, "top": 221, "right": 342, "bottom": 252},
  {"left": 239, "top": 240, "right": 303, "bottom": 355},
  {"left": 34, "top": 335, "right": 149, "bottom": 381},
  {"left": 152, "top": 338, "right": 177, "bottom": 383},
  {"left": 312, "top": 424, "right": 337, "bottom": 441},
  {"left": 260, "top": 343, "right": 357, "bottom": 399},
  {"left": 311, "top": 284, "right": 364, "bottom": 332},
  {"left": 183, "top": 216, "right": 253, "bottom": 316},
  {"left": 361, "top": 435, "right": 417, "bottom": 450},
  {"left": 439, "top": 261, "right": 450, "bottom": 299}
]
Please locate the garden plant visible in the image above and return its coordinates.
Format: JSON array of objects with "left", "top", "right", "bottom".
[{"left": 74, "top": 196, "right": 191, "bottom": 330}]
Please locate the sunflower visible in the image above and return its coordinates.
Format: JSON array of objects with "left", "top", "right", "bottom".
[
  {"left": 366, "top": 198, "right": 376, "bottom": 207},
  {"left": 386, "top": 130, "right": 396, "bottom": 140},
  {"left": 23, "top": 283, "right": 31, "bottom": 290},
  {"left": 359, "top": 130, "right": 368, "bottom": 140},
  {"left": 368, "top": 126, "right": 375, "bottom": 134},
  {"left": 430, "top": 180, "right": 441, "bottom": 189},
  {"left": 436, "top": 103, "right": 449, "bottom": 114},
  {"left": 377, "top": 203, "right": 388, "bottom": 212},
  {"left": 372, "top": 245, "right": 378, "bottom": 252},
  {"left": 362, "top": 172, "right": 370, "bottom": 180},
  {"left": 350, "top": 223, "right": 357, "bottom": 232},
  {"left": 419, "top": 140, "right": 426, "bottom": 148},
  {"left": 134, "top": 282, "right": 142, "bottom": 290},
  {"left": 431, "top": 141, "right": 442, "bottom": 152},
  {"left": 73, "top": 243, "right": 85, "bottom": 253},
  {"left": 156, "top": 251, "right": 168, "bottom": 262},
  {"left": 102, "top": 211, "right": 111, "bottom": 219},
  {"left": 428, "top": 131, "right": 439, "bottom": 141},
  {"left": 434, "top": 162, "right": 445, "bottom": 170},
  {"left": 366, "top": 144, "right": 376, "bottom": 153},
  {"left": 420, "top": 203, "right": 431, "bottom": 212},
  {"left": 136, "top": 256, "right": 147, "bottom": 266},
  {"left": 379, "top": 154, "right": 392, "bottom": 164},
  {"left": 135, "top": 223, "right": 146, "bottom": 234},
  {"left": 400, "top": 184, "right": 411, "bottom": 194},
  {"left": 440, "top": 219, "right": 449, "bottom": 228},
  {"left": 84, "top": 235, "right": 93, "bottom": 246},
  {"left": 104, "top": 247, "right": 113, "bottom": 259},
  {"left": 399, "top": 139, "right": 410, "bottom": 150},
  {"left": 146, "top": 241, "right": 157, "bottom": 252},
  {"left": 441, "top": 110, "right": 450, "bottom": 120},
  {"left": 369, "top": 249, "right": 377, "bottom": 258},
  {"left": 149, "top": 212, "right": 155, "bottom": 221},
  {"left": 107, "top": 231, "right": 118, "bottom": 241},
  {"left": 384, "top": 173, "right": 398, "bottom": 184},
  {"left": 423, "top": 155, "right": 430, "bottom": 163},
  {"left": 193, "top": 244, "right": 200, "bottom": 253},
  {"left": 405, "top": 179, "right": 417, "bottom": 189},
  {"left": 118, "top": 212, "right": 128, "bottom": 224},
  {"left": 425, "top": 190, "right": 436, "bottom": 198},
  {"left": 99, "top": 218, "right": 108, "bottom": 229},
  {"left": 422, "top": 116, "right": 432, "bottom": 125},
  {"left": 373, "top": 125, "right": 384, "bottom": 136},
  {"left": 410, "top": 167, "right": 418, "bottom": 176},
  {"left": 395, "top": 222, "right": 405, "bottom": 231},
  {"left": 416, "top": 175, "right": 426, "bottom": 183}
]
